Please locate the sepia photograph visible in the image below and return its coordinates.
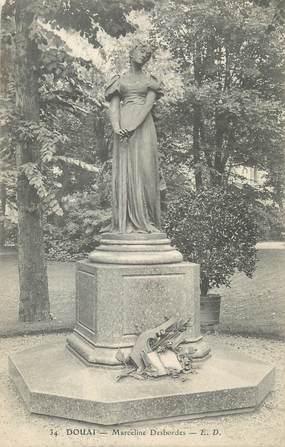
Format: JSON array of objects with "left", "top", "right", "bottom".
[{"left": 0, "top": 0, "right": 284, "bottom": 446}]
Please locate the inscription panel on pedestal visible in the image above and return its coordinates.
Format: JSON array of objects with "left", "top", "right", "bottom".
[
  {"left": 122, "top": 273, "right": 188, "bottom": 335},
  {"left": 77, "top": 271, "right": 96, "bottom": 332}
]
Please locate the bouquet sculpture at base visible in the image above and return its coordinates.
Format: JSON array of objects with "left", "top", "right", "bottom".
[{"left": 116, "top": 317, "right": 199, "bottom": 381}]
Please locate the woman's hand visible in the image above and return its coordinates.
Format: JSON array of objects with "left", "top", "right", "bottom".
[{"left": 116, "top": 128, "right": 133, "bottom": 142}]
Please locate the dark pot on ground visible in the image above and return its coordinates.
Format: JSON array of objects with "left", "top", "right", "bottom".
[{"left": 200, "top": 293, "right": 221, "bottom": 332}]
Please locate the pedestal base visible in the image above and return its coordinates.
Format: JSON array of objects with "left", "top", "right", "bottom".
[
  {"left": 68, "top": 260, "right": 209, "bottom": 366},
  {"left": 9, "top": 343, "right": 274, "bottom": 425},
  {"left": 88, "top": 232, "right": 183, "bottom": 264}
]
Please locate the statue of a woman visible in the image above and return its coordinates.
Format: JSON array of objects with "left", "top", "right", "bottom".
[{"left": 105, "top": 41, "right": 163, "bottom": 234}]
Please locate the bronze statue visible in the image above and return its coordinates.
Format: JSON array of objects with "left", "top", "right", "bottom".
[{"left": 105, "top": 41, "right": 163, "bottom": 234}]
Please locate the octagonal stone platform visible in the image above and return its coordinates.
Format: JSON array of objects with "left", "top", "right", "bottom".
[{"left": 9, "top": 342, "right": 274, "bottom": 425}]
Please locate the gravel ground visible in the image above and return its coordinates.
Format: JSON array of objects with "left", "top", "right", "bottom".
[
  {"left": 0, "top": 332, "right": 284, "bottom": 447},
  {"left": 217, "top": 247, "right": 285, "bottom": 338}
]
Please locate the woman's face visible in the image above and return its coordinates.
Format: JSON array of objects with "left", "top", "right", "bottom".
[{"left": 130, "top": 45, "right": 151, "bottom": 66}]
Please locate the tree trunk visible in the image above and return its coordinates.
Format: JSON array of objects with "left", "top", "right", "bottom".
[
  {"left": 211, "top": 110, "right": 227, "bottom": 186},
  {"left": 0, "top": 2, "right": 14, "bottom": 249},
  {"left": 0, "top": 183, "right": 6, "bottom": 248},
  {"left": 15, "top": 0, "right": 50, "bottom": 321},
  {"left": 193, "top": 42, "right": 204, "bottom": 190},
  {"left": 193, "top": 103, "right": 203, "bottom": 189}
]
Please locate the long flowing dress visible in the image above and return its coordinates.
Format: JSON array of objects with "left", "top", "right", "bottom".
[{"left": 105, "top": 74, "right": 163, "bottom": 234}]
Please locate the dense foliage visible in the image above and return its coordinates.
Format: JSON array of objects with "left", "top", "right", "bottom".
[
  {"left": 164, "top": 185, "right": 258, "bottom": 295},
  {"left": 44, "top": 164, "right": 112, "bottom": 261},
  {"left": 152, "top": 0, "right": 285, "bottom": 192}
]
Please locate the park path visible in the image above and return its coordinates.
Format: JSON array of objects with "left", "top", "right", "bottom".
[{"left": 217, "top": 243, "right": 285, "bottom": 339}]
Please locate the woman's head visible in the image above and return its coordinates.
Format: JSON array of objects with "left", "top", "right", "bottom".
[{"left": 129, "top": 41, "right": 152, "bottom": 66}]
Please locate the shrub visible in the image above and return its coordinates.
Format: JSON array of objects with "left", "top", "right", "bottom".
[
  {"left": 44, "top": 186, "right": 111, "bottom": 262},
  {"left": 164, "top": 185, "right": 258, "bottom": 296},
  {"left": 2, "top": 217, "right": 17, "bottom": 247}
]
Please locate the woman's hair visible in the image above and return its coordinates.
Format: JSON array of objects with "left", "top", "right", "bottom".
[{"left": 129, "top": 40, "right": 152, "bottom": 63}]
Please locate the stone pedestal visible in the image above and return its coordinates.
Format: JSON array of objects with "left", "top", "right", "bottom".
[
  {"left": 67, "top": 260, "right": 210, "bottom": 366},
  {"left": 9, "top": 231, "right": 275, "bottom": 424}
]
